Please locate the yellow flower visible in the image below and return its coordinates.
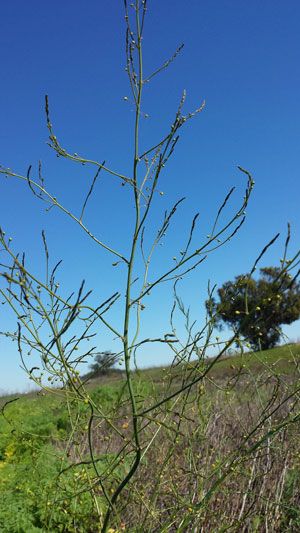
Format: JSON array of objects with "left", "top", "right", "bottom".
[{"left": 4, "top": 445, "right": 15, "bottom": 459}]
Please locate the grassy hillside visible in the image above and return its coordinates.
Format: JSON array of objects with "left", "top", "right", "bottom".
[
  {"left": 1, "top": 343, "right": 299, "bottom": 406},
  {"left": 1, "top": 344, "right": 300, "bottom": 532}
]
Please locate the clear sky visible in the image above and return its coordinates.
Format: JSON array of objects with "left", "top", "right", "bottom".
[{"left": 0, "top": 0, "right": 299, "bottom": 393}]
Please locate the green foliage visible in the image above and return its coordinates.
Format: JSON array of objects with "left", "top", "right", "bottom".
[
  {"left": 0, "top": 394, "right": 110, "bottom": 532},
  {"left": 281, "top": 468, "right": 300, "bottom": 530},
  {"left": 208, "top": 266, "right": 300, "bottom": 350},
  {"left": 0, "top": 446, "right": 104, "bottom": 532}
]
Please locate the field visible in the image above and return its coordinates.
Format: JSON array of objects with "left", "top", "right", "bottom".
[{"left": 1, "top": 344, "right": 300, "bottom": 532}]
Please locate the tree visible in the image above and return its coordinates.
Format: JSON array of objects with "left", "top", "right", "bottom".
[
  {"left": 208, "top": 266, "right": 300, "bottom": 351},
  {"left": 89, "top": 350, "right": 120, "bottom": 376}
]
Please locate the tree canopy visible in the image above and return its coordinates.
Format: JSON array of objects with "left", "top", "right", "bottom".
[
  {"left": 89, "top": 351, "right": 120, "bottom": 377},
  {"left": 207, "top": 266, "right": 300, "bottom": 351}
]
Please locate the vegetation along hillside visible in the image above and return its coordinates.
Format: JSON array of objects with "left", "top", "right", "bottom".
[{"left": 1, "top": 344, "right": 300, "bottom": 532}]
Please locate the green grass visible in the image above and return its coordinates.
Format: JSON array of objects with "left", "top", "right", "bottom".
[
  {"left": 2, "top": 343, "right": 299, "bottom": 405},
  {"left": 209, "top": 343, "right": 300, "bottom": 377},
  {"left": 80, "top": 343, "right": 300, "bottom": 392}
]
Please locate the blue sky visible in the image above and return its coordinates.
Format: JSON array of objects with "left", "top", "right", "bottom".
[{"left": 0, "top": 0, "right": 299, "bottom": 392}]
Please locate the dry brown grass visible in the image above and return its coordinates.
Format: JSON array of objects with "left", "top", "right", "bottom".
[{"left": 57, "top": 353, "right": 300, "bottom": 532}]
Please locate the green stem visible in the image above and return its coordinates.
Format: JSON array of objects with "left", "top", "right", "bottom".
[{"left": 101, "top": 3, "right": 143, "bottom": 531}]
